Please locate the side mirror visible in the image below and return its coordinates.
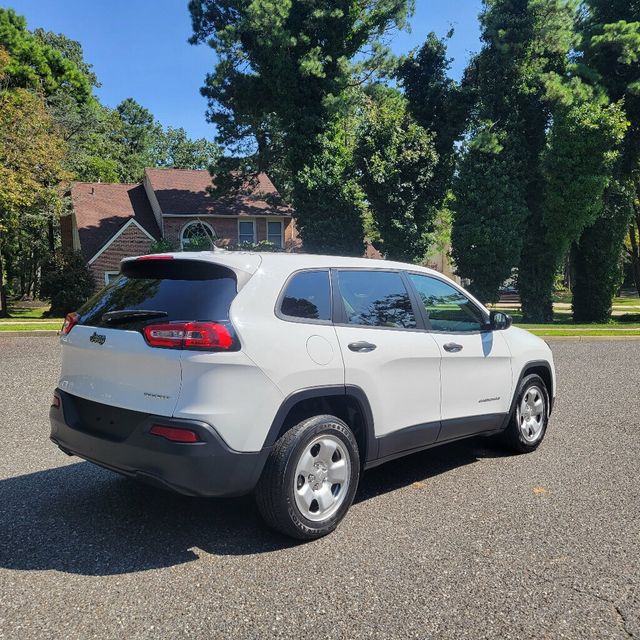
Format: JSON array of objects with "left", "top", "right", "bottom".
[{"left": 489, "top": 310, "right": 512, "bottom": 331}]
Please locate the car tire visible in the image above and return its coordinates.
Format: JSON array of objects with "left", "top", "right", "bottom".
[
  {"left": 256, "top": 415, "right": 360, "bottom": 540},
  {"left": 500, "top": 374, "right": 550, "bottom": 454}
]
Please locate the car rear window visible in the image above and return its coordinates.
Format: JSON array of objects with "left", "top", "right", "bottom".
[{"left": 77, "top": 259, "right": 237, "bottom": 330}]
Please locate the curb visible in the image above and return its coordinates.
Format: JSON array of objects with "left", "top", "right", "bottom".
[{"left": 0, "top": 330, "right": 60, "bottom": 337}]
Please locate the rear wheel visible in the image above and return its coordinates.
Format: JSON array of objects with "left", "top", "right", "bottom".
[
  {"left": 501, "top": 374, "right": 550, "bottom": 453},
  {"left": 256, "top": 415, "right": 360, "bottom": 540}
]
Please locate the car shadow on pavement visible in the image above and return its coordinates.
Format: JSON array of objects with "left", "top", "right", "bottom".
[{"left": 0, "top": 438, "right": 506, "bottom": 576}]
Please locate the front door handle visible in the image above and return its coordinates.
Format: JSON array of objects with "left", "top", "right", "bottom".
[
  {"left": 348, "top": 341, "right": 377, "bottom": 353},
  {"left": 443, "top": 342, "right": 463, "bottom": 353}
]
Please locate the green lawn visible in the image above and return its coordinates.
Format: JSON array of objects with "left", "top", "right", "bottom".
[
  {"left": 551, "top": 291, "right": 639, "bottom": 307},
  {"left": 4, "top": 303, "right": 57, "bottom": 319},
  {"left": 0, "top": 301, "right": 63, "bottom": 326},
  {"left": 525, "top": 328, "right": 640, "bottom": 337},
  {"left": 0, "top": 322, "right": 61, "bottom": 331}
]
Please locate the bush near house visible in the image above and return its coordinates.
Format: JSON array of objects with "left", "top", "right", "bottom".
[{"left": 40, "top": 251, "right": 95, "bottom": 317}]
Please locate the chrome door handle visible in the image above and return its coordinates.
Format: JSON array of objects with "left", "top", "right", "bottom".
[
  {"left": 443, "top": 342, "right": 463, "bottom": 353},
  {"left": 348, "top": 341, "right": 377, "bottom": 353}
]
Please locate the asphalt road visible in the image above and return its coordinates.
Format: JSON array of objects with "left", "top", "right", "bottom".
[{"left": 0, "top": 337, "right": 638, "bottom": 639}]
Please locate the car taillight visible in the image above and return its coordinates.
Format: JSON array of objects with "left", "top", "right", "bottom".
[
  {"left": 143, "top": 322, "right": 235, "bottom": 351},
  {"left": 149, "top": 424, "right": 201, "bottom": 443},
  {"left": 61, "top": 312, "right": 80, "bottom": 335},
  {"left": 136, "top": 255, "right": 174, "bottom": 261}
]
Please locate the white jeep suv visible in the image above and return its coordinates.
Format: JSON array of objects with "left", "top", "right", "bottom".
[{"left": 50, "top": 251, "right": 556, "bottom": 539}]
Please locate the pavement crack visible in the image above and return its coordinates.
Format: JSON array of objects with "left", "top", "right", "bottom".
[
  {"left": 527, "top": 569, "right": 636, "bottom": 638},
  {"left": 565, "top": 584, "right": 634, "bottom": 638}
]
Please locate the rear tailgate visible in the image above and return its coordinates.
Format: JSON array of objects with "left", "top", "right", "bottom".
[
  {"left": 60, "top": 325, "right": 183, "bottom": 416},
  {"left": 58, "top": 254, "right": 257, "bottom": 417}
]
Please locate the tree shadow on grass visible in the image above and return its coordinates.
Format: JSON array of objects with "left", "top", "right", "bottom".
[{"left": 0, "top": 438, "right": 505, "bottom": 576}]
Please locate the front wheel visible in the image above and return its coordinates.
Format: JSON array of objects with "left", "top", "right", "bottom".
[
  {"left": 501, "top": 374, "right": 550, "bottom": 453},
  {"left": 256, "top": 415, "right": 360, "bottom": 540}
]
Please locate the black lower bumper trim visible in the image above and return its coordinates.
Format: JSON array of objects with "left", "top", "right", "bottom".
[{"left": 50, "top": 389, "right": 269, "bottom": 497}]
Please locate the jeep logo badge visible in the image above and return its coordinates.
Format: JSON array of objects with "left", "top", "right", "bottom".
[{"left": 90, "top": 332, "right": 106, "bottom": 345}]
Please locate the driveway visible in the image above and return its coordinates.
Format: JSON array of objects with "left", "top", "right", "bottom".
[{"left": 0, "top": 337, "right": 638, "bottom": 639}]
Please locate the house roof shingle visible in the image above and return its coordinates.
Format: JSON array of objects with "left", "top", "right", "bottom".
[
  {"left": 144, "top": 168, "right": 292, "bottom": 217},
  {"left": 70, "top": 182, "right": 161, "bottom": 261}
]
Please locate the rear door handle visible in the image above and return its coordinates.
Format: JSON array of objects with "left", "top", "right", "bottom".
[
  {"left": 443, "top": 342, "right": 463, "bottom": 353},
  {"left": 348, "top": 341, "right": 377, "bottom": 353}
]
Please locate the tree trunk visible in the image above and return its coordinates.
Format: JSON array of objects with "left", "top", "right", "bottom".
[
  {"left": 518, "top": 210, "right": 555, "bottom": 323},
  {"left": 0, "top": 234, "right": 7, "bottom": 318},
  {"left": 629, "top": 220, "right": 640, "bottom": 298},
  {"left": 48, "top": 217, "right": 56, "bottom": 254}
]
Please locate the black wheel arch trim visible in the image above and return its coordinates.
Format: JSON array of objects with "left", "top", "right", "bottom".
[
  {"left": 508, "top": 360, "right": 555, "bottom": 423},
  {"left": 264, "top": 384, "right": 378, "bottom": 463}
]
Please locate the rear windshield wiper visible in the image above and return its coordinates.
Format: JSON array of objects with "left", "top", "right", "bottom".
[{"left": 102, "top": 310, "right": 168, "bottom": 323}]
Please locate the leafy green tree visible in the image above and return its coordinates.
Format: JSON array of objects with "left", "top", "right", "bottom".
[
  {"left": 572, "top": 182, "right": 634, "bottom": 321},
  {"left": 189, "top": 0, "right": 414, "bottom": 251},
  {"left": 0, "top": 8, "right": 91, "bottom": 103},
  {"left": 154, "top": 127, "right": 220, "bottom": 170},
  {"left": 451, "top": 0, "right": 574, "bottom": 307},
  {"left": 523, "top": 98, "right": 627, "bottom": 321},
  {"left": 0, "top": 81, "right": 68, "bottom": 315},
  {"left": 355, "top": 89, "right": 439, "bottom": 262},
  {"left": 397, "top": 32, "right": 466, "bottom": 219},
  {"left": 571, "top": 0, "right": 640, "bottom": 321},
  {"left": 451, "top": 127, "right": 529, "bottom": 303},
  {"left": 451, "top": 0, "right": 626, "bottom": 320},
  {"left": 292, "top": 121, "right": 366, "bottom": 256},
  {"left": 33, "top": 27, "right": 99, "bottom": 88},
  {"left": 114, "top": 98, "right": 163, "bottom": 181}
]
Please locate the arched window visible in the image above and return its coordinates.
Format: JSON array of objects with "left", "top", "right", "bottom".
[{"left": 181, "top": 221, "right": 216, "bottom": 251}]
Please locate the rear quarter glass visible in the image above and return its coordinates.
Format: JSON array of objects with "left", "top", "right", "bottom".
[{"left": 76, "top": 260, "right": 237, "bottom": 331}]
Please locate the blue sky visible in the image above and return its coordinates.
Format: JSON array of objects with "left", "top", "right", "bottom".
[{"left": 7, "top": 0, "right": 482, "bottom": 140}]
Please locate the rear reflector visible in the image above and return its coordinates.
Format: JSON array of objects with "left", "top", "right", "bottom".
[
  {"left": 51, "top": 395, "right": 60, "bottom": 409},
  {"left": 61, "top": 312, "right": 80, "bottom": 335},
  {"left": 149, "top": 425, "right": 201, "bottom": 443},
  {"left": 143, "top": 322, "right": 234, "bottom": 350}
]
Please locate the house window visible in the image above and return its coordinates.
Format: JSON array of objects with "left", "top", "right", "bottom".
[
  {"left": 238, "top": 220, "right": 255, "bottom": 245},
  {"left": 267, "top": 220, "right": 283, "bottom": 248},
  {"left": 181, "top": 222, "right": 216, "bottom": 251},
  {"left": 104, "top": 271, "right": 120, "bottom": 286}
]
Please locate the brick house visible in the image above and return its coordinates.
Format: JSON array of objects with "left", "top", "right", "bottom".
[{"left": 62, "top": 168, "right": 297, "bottom": 286}]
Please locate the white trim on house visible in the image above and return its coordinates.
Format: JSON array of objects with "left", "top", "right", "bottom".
[
  {"left": 87, "top": 218, "right": 156, "bottom": 265},
  {"left": 104, "top": 271, "right": 120, "bottom": 285},
  {"left": 180, "top": 220, "right": 217, "bottom": 250},
  {"left": 237, "top": 218, "right": 257, "bottom": 244}
]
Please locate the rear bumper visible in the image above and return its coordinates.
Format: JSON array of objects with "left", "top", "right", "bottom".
[{"left": 50, "top": 389, "right": 269, "bottom": 497}]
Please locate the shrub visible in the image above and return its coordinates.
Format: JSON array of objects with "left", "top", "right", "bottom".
[
  {"left": 148, "top": 237, "right": 175, "bottom": 254},
  {"left": 40, "top": 251, "right": 95, "bottom": 316},
  {"left": 227, "top": 240, "right": 282, "bottom": 252}
]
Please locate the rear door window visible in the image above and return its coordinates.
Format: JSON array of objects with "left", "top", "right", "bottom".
[
  {"left": 279, "top": 270, "right": 331, "bottom": 321},
  {"left": 335, "top": 270, "right": 417, "bottom": 329},
  {"left": 77, "top": 259, "right": 237, "bottom": 330}
]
